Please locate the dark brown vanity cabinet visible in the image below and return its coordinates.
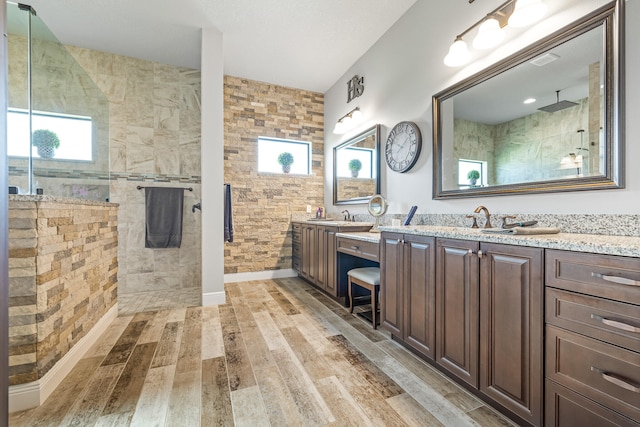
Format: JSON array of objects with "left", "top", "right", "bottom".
[
  {"left": 435, "top": 239, "right": 544, "bottom": 426},
  {"left": 293, "top": 222, "right": 371, "bottom": 297},
  {"left": 545, "top": 250, "right": 640, "bottom": 426},
  {"left": 381, "top": 233, "right": 437, "bottom": 360}
]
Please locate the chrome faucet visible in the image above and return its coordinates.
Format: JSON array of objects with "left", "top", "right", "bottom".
[
  {"left": 474, "top": 205, "right": 492, "bottom": 228},
  {"left": 341, "top": 210, "right": 351, "bottom": 221}
]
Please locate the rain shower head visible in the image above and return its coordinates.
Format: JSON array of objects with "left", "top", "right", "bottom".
[{"left": 538, "top": 90, "right": 578, "bottom": 113}]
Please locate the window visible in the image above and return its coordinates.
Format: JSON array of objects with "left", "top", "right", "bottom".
[
  {"left": 258, "top": 137, "right": 311, "bottom": 175},
  {"left": 336, "top": 147, "right": 374, "bottom": 178},
  {"left": 458, "top": 159, "right": 487, "bottom": 187},
  {"left": 7, "top": 108, "right": 93, "bottom": 161}
]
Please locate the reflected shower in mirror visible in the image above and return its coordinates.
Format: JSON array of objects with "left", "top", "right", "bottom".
[
  {"left": 433, "top": 1, "right": 623, "bottom": 198},
  {"left": 333, "top": 125, "right": 381, "bottom": 205}
]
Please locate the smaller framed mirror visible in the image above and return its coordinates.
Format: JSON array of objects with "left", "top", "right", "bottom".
[
  {"left": 333, "top": 125, "right": 381, "bottom": 205},
  {"left": 368, "top": 194, "right": 388, "bottom": 232}
]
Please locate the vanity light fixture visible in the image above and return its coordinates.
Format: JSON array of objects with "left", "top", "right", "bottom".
[
  {"left": 444, "top": 0, "right": 548, "bottom": 67},
  {"left": 333, "top": 107, "right": 363, "bottom": 134}
]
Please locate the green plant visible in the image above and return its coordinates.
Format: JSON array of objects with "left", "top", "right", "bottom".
[
  {"left": 348, "top": 159, "right": 362, "bottom": 171},
  {"left": 277, "top": 152, "right": 294, "bottom": 166},
  {"left": 32, "top": 129, "right": 60, "bottom": 149},
  {"left": 467, "top": 169, "right": 480, "bottom": 180},
  {"left": 32, "top": 129, "right": 61, "bottom": 159}
]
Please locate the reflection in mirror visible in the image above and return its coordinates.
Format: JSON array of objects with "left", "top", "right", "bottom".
[
  {"left": 334, "top": 125, "right": 381, "bottom": 205},
  {"left": 433, "top": 1, "right": 623, "bottom": 198}
]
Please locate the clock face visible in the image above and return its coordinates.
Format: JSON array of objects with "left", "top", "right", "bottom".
[{"left": 385, "top": 121, "right": 422, "bottom": 173}]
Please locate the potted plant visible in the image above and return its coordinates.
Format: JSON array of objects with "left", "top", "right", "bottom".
[
  {"left": 467, "top": 169, "right": 480, "bottom": 186},
  {"left": 277, "top": 152, "right": 294, "bottom": 173},
  {"left": 32, "top": 129, "right": 60, "bottom": 159},
  {"left": 348, "top": 159, "right": 362, "bottom": 177}
]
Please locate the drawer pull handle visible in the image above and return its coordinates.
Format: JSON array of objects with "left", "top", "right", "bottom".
[
  {"left": 591, "top": 272, "right": 639, "bottom": 287},
  {"left": 591, "top": 314, "right": 640, "bottom": 333},
  {"left": 351, "top": 245, "right": 360, "bottom": 251},
  {"left": 591, "top": 367, "right": 640, "bottom": 393},
  {"left": 467, "top": 249, "right": 484, "bottom": 259}
]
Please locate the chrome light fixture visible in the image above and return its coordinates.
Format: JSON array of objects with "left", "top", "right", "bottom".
[
  {"left": 333, "top": 107, "right": 363, "bottom": 134},
  {"left": 444, "top": 0, "right": 547, "bottom": 67}
]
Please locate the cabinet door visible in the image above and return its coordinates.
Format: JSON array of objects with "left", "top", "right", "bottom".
[
  {"left": 436, "top": 238, "right": 479, "bottom": 387},
  {"left": 316, "top": 226, "right": 327, "bottom": 288},
  {"left": 381, "top": 232, "right": 404, "bottom": 336},
  {"left": 403, "top": 235, "right": 436, "bottom": 360},
  {"left": 301, "top": 224, "right": 316, "bottom": 281},
  {"left": 324, "top": 228, "right": 337, "bottom": 295},
  {"left": 480, "top": 243, "right": 543, "bottom": 426}
]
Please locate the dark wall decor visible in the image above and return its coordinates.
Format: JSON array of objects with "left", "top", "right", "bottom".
[{"left": 347, "top": 74, "right": 364, "bottom": 103}]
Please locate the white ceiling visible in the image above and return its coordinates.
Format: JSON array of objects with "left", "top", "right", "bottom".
[{"left": 21, "top": 0, "right": 417, "bottom": 93}]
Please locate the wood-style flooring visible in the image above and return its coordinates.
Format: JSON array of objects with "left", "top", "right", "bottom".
[{"left": 10, "top": 277, "right": 515, "bottom": 426}]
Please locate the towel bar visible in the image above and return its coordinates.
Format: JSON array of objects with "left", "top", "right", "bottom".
[{"left": 137, "top": 185, "right": 193, "bottom": 191}]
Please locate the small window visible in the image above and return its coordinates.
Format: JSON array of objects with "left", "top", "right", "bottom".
[
  {"left": 258, "top": 137, "right": 311, "bottom": 175},
  {"left": 7, "top": 108, "right": 93, "bottom": 161},
  {"left": 458, "top": 159, "right": 487, "bottom": 187},
  {"left": 336, "top": 147, "right": 374, "bottom": 179}
]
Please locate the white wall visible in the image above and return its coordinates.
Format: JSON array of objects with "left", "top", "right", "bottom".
[
  {"left": 201, "top": 28, "right": 226, "bottom": 305},
  {"left": 324, "top": 0, "right": 639, "bottom": 216}
]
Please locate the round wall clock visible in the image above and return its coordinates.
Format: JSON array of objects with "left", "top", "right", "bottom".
[{"left": 385, "top": 121, "right": 422, "bottom": 173}]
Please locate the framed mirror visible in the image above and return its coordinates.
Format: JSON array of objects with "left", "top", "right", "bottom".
[
  {"left": 433, "top": 1, "right": 624, "bottom": 199},
  {"left": 333, "top": 124, "right": 381, "bottom": 205}
]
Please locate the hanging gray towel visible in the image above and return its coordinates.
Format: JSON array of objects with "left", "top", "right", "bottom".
[
  {"left": 224, "top": 184, "right": 234, "bottom": 242},
  {"left": 145, "top": 187, "right": 184, "bottom": 248}
]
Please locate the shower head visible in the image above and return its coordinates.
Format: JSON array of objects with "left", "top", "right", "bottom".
[{"left": 538, "top": 90, "right": 578, "bottom": 113}]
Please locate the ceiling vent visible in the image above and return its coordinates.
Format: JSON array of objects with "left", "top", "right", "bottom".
[{"left": 529, "top": 52, "right": 559, "bottom": 67}]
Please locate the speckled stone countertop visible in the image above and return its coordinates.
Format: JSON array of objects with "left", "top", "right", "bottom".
[
  {"left": 335, "top": 231, "right": 381, "bottom": 243},
  {"left": 292, "top": 219, "right": 374, "bottom": 227},
  {"left": 9, "top": 194, "right": 118, "bottom": 207},
  {"left": 377, "top": 225, "right": 640, "bottom": 258}
]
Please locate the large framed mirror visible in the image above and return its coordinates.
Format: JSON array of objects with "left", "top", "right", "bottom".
[
  {"left": 433, "top": 1, "right": 624, "bottom": 199},
  {"left": 333, "top": 124, "right": 381, "bottom": 205}
]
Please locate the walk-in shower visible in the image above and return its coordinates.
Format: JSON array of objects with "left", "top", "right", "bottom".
[{"left": 7, "top": 2, "right": 109, "bottom": 200}]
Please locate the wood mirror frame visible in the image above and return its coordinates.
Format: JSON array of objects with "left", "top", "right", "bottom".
[{"left": 432, "top": 1, "right": 624, "bottom": 199}]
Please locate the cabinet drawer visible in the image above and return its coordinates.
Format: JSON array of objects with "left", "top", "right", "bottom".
[
  {"left": 546, "top": 250, "right": 640, "bottom": 305},
  {"left": 292, "top": 256, "right": 301, "bottom": 272},
  {"left": 337, "top": 237, "right": 379, "bottom": 262},
  {"left": 546, "top": 288, "right": 640, "bottom": 353},
  {"left": 292, "top": 243, "right": 301, "bottom": 258},
  {"left": 546, "top": 325, "right": 640, "bottom": 422},
  {"left": 546, "top": 380, "right": 639, "bottom": 427}
]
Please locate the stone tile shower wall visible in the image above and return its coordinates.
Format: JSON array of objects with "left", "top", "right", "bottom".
[
  {"left": 224, "top": 76, "right": 324, "bottom": 274},
  {"left": 66, "top": 47, "right": 202, "bottom": 294},
  {"left": 8, "top": 197, "right": 117, "bottom": 385}
]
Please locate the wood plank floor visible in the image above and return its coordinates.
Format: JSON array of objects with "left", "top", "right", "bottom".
[{"left": 10, "top": 278, "right": 516, "bottom": 426}]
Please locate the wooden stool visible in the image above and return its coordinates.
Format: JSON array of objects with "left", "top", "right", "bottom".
[{"left": 348, "top": 267, "right": 381, "bottom": 329}]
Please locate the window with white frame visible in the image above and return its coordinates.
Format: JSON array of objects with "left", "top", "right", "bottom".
[
  {"left": 7, "top": 108, "right": 93, "bottom": 161},
  {"left": 458, "top": 159, "right": 487, "bottom": 187},
  {"left": 257, "top": 137, "right": 311, "bottom": 175},
  {"left": 336, "top": 147, "right": 374, "bottom": 178}
]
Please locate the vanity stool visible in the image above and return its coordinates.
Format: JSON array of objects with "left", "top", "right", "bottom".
[{"left": 348, "top": 267, "right": 381, "bottom": 329}]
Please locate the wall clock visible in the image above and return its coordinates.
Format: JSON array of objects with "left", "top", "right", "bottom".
[{"left": 385, "top": 121, "right": 422, "bottom": 173}]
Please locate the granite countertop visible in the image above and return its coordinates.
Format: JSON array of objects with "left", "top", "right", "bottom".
[
  {"left": 335, "top": 231, "right": 381, "bottom": 243},
  {"left": 377, "top": 225, "right": 640, "bottom": 258},
  {"left": 9, "top": 194, "right": 118, "bottom": 207},
  {"left": 293, "top": 219, "right": 374, "bottom": 227}
]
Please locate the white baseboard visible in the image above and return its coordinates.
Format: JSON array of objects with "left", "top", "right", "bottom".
[
  {"left": 223, "top": 268, "right": 298, "bottom": 284},
  {"left": 9, "top": 303, "right": 119, "bottom": 413},
  {"left": 202, "top": 291, "right": 226, "bottom": 306}
]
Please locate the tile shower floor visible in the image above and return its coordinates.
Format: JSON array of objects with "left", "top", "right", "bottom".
[{"left": 118, "top": 288, "right": 201, "bottom": 315}]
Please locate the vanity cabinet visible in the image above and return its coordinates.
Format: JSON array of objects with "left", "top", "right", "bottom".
[
  {"left": 434, "top": 239, "right": 544, "bottom": 426},
  {"left": 545, "top": 250, "right": 640, "bottom": 426},
  {"left": 380, "top": 232, "right": 436, "bottom": 359},
  {"left": 293, "top": 221, "right": 371, "bottom": 297}
]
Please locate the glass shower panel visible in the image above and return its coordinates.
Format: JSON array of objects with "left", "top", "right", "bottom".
[{"left": 7, "top": 2, "right": 110, "bottom": 201}]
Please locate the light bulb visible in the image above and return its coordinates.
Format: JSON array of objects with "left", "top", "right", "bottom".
[
  {"left": 444, "top": 38, "right": 471, "bottom": 67},
  {"left": 350, "top": 109, "right": 363, "bottom": 124},
  {"left": 508, "top": 0, "right": 547, "bottom": 28},
  {"left": 333, "top": 121, "right": 346, "bottom": 134},
  {"left": 473, "top": 17, "right": 505, "bottom": 50}
]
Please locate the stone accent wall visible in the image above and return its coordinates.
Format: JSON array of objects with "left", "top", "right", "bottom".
[
  {"left": 8, "top": 196, "right": 118, "bottom": 385},
  {"left": 336, "top": 178, "right": 376, "bottom": 200},
  {"left": 224, "top": 76, "right": 324, "bottom": 274},
  {"left": 66, "top": 46, "right": 202, "bottom": 295}
]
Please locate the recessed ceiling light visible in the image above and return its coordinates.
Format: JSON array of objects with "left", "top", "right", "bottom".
[{"left": 524, "top": 98, "right": 536, "bottom": 104}]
